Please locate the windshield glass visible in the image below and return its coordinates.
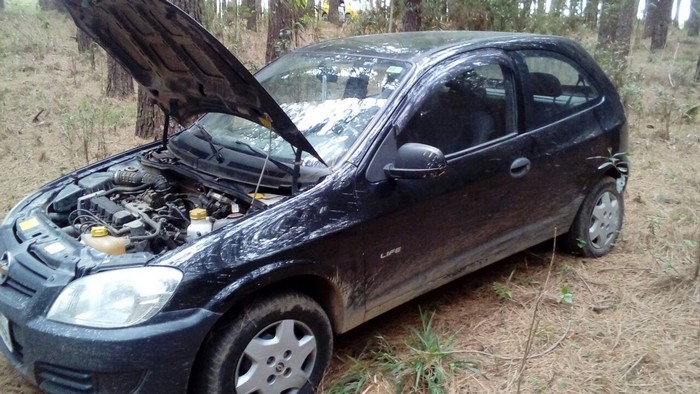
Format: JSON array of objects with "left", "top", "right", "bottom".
[{"left": 194, "top": 53, "right": 411, "bottom": 167}]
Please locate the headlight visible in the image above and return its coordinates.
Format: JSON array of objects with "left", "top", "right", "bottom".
[{"left": 47, "top": 267, "right": 183, "bottom": 328}]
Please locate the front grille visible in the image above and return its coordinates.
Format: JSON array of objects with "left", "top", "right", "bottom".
[
  {"left": 36, "top": 363, "right": 95, "bottom": 394},
  {"left": 36, "top": 363, "right": 145, "bottom": 394},
  {"left": 5, "top": 251, "right": 53, "bottom": 298},
  {"left": 4, "top": 277, "right": 36, "bottom": 298}
]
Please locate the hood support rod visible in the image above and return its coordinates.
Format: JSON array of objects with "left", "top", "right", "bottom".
[
  {"left": 161, "top": 112, "right": 170, "bottom": 149},
  {"left": 292, "top": 147, "right": 302, "bottom": 195}
]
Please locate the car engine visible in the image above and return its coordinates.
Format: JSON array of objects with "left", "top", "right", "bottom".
[{"left": 45, "top": 154, "right": 263, "bottom": 255}]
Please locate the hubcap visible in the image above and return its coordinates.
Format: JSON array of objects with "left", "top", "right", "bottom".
[
  {"left": 588, "top": 191, "right": 620, "bottom": 250},
  {"left": 235, "top": 319, "right": 317, "bottom": 394}
]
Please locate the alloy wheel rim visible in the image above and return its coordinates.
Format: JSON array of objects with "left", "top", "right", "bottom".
[
  {"left": 235, "top": 319, "right": 317, "bottom": 394},
  {"left": 588, "top": 191, "right": 620, "bottom": 250}
]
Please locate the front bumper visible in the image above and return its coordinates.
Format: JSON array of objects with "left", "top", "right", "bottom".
[
  {"left": 0, "top": 301, "right": 219, "bottom": 394},
  {"left": 0, "top": 211, "right": 221, "bottom": 393}
]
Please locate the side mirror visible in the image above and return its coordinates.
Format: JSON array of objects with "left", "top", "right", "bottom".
[{"left": 384, "top": 143, "right": 447, "bottom": 179}]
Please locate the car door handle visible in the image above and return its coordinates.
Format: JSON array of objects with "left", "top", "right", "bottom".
[{"left": 510, "top": 157, "right": 531, "bottom": 178}]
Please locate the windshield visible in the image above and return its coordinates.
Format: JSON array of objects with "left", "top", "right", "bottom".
[{"left": 193, "top": 53, "right": 411, "bottom": 167}]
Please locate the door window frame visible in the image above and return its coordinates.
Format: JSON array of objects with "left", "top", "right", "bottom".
[
  {"left": 364, "top": 49, "right": 520, "bottom": 182},
  {"left": 513, "top": 50, "right": 604, "bottom": 132}
]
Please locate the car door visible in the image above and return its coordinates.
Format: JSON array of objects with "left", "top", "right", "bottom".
[
  {"left": 356, "top": 50, "right": 538, "bottom": 319},
  {"left": 511, "top": 50, "right": 609, "bottom": 230}
]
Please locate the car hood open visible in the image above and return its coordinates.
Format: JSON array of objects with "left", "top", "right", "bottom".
[{"left": 60, "top": 0, "right": 324, "bottom": 164}]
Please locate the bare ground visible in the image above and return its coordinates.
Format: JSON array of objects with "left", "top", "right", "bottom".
[{"left": 0, "top": 8, "right": 698, "bottom": 394}]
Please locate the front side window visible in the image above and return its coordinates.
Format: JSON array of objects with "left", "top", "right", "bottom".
[
  {"left": 397, "top": 59, "right": 515, "bottom": 155},
  {"left": 519, "top": 50, "right": 600, "bottom": 129}
]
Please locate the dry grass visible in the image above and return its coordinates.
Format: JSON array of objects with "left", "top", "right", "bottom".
[{"left": 0, "top": 7, "right": 698, "bottom": 394}]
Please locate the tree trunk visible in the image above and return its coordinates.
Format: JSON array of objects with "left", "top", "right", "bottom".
[
  {"left": 643, "top": 0, "right": 653, "bottom": 38},
  {"left": 135, "top": 0, "right": 202, "bottom": 139},
  {"left": 76, "top": 29, "right": 93, "bottom": 53},
  {"left": 171, "top": 0, "right": 202, "bottom": 22},
  {"left": 135, "top": 87, "right": 166, "bottom": 139},
  {"left": 584, "top": 0, "right": 600, "bottom": 26},
  {"left": 402, "top": 0, "right": 421, "bottom": 31},
  {"left": 328, "top": 0, "right": 340, "bottom": 25},
  {"left": 266, "top": 0, "right": 294, "bottom": 63},
  {"left": 551, "top": 0, "right": 566, "bottom": 17},
  {"left": 519, "top": 0, "right": 534, "bottom": 29},
  {"left": 645, "top": 0, "right": 673, "bottom": 51},
  {"left": 106, "top": 56, "right": 134, "bottom": 98},
  {"left": 245, "top": 0, "right": 257, "bottom": 30},
  {"left": 688, "top": 0, "right": 700, "bottom": 36},
  {"left": 695, "top": 55, "right": 700, "bottom": 83},
  {"left": 597, "top": 0, "right": 638, "bottom": 59}
]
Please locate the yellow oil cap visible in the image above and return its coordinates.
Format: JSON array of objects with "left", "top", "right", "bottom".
[
  {"left": 91, "top": 226, "right": 108, "bottom": 237},
  {"left": 189, "top": 208, "right": 207, "bottom": 220},
  {"left": 248, "top": 193, "right": 265, "bottom": 200}
]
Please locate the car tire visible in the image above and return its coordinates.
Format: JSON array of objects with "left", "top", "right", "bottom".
[
  {"left": 563, "top": 177, "right": 624, "bottom": 257},
  {"left": 193, "top": 292, "right": 332, "bottom": 394}
]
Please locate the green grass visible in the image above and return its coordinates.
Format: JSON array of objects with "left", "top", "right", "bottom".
[{"left": 328, "top": 310, "right": 479, "bottom": 394}]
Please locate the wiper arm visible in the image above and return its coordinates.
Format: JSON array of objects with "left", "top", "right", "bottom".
[
  {"left": 194, "top": 123, "right": 224, "bottom": 163},
  {"left": 233, "top": 140, "right": 295, "bottom": 176}
]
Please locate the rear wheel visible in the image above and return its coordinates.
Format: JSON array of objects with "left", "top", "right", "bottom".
[
  {"left": 563, "top": 177, "right": 624, "bottom": 257},
  {"left": 193, "top": 293, "right": 332, "bottom": 394}
]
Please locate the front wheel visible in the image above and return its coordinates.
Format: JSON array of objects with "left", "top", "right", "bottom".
[
  {"left": 193, "top": 293, "right": 333, "bottom": 394},
  {"left": 563, "top": 177, "right": 624, "bottom": 257}
]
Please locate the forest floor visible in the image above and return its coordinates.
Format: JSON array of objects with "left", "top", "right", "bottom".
[{"left": 0, "top": 4, "right": 698, "bottom": 394}]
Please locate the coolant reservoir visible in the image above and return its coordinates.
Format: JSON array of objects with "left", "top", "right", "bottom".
[
  {"left": 187, "top": 208, "right": 212, "bottom": 241},
  {"left": 82, "top": 226, "right": 129, "bottom": 255}
]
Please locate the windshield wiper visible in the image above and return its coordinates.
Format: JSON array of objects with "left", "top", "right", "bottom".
[
  {"left": 233, "top": 140, "right": 295, "bottom": 176},
  {"left": 193, "top": 123, "right": 224, "bottom": 163}
]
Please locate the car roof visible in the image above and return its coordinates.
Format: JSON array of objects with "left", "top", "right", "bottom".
[{"left": 297, "top": 31, "right": 558, "bottom": 61}]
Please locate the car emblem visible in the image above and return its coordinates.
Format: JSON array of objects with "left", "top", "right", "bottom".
[{"left": 0, "top": 253, "right": 11, "bottom": 286}]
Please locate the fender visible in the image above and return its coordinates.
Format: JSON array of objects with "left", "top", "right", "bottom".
[{"left": 204, "top": 259, "right": 363, "bottom": 333}]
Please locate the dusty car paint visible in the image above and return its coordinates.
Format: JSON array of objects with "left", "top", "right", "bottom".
[{"left": 0, "top": 1, "right": 627, "bottom": 392}]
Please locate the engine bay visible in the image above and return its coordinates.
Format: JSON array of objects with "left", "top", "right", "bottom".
[{"left": 45, "top": 149, "right": 287, "bottom": 255}]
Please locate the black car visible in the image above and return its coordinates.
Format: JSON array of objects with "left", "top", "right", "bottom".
[{"left": 0, "top": 1, "right": 628, "bottom": 393}]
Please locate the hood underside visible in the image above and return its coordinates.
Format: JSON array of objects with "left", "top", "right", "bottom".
[{"left": 60, "top": 0, "right": 324, "bottom": 163}]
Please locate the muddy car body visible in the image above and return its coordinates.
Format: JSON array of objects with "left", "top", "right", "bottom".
[{"left": 0, "top": 1, "right": 628, "bottom": 393}]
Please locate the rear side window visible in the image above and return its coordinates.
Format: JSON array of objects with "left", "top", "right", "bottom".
[{"left": 519, "top": 51, "right": 600, "bottom": 129}]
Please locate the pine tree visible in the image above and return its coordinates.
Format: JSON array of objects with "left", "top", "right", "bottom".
[
  {"left": 105, "top": 56, "right": 133, "bottom": 98},
  {"left": 135, "top": 0, "right": 202, "bottom": 138},
  {"left": 266, "top": 0, "right": 294, "bottom": 63},
  {"left": 403, "top": 0, "right": 421, "bottom": 31},
  {"left": 597, "top": 0, "right": 637, "bottom": 59}
]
